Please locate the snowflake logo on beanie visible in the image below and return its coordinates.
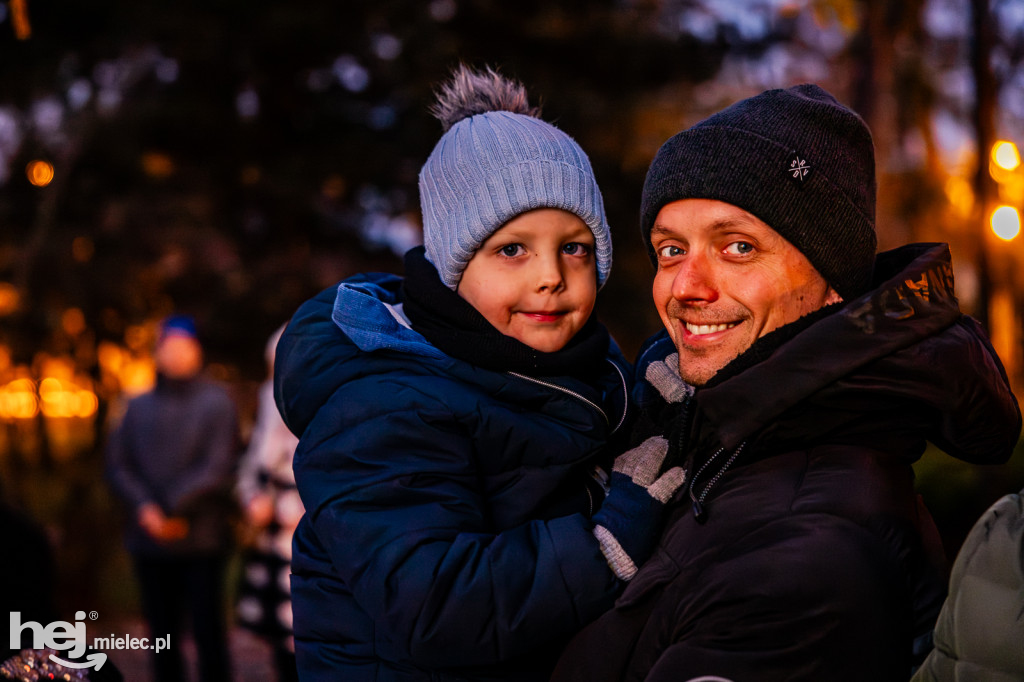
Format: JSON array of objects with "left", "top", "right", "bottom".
[{"left": 788, "top": 152, "right": 811, "bottom": 182}]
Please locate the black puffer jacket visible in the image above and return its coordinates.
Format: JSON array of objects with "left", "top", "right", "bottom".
[{"left": 552, "top": 243, "right": 1022, "bottom": 682}]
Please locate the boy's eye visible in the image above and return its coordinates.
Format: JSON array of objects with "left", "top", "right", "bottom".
[
  {"left": 657, "top": 245, "right": 683, "bottom": 258},
  {"left": 499, "top": 244, "right": 524, "bottom": 257},
  {"left": 562, "top": 242, "right": 591, "bottom": 256}
]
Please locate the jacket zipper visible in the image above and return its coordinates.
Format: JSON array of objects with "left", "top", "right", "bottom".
[
  {"left": 688, "top": 442, "right": 746, "bottom": 522},
  {"left": 507, "top": 359, "right": 629, "bottom": 433}
]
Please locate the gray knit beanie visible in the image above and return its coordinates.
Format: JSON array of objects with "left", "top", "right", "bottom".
[
  {"left": 640, "top": 84, "right": 877, "bottom": 301},
  {"left": 419, "top": 66, "right": 612, "bottom": 290}
]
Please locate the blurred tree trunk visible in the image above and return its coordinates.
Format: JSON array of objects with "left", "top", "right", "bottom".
[
  {"left": 847, "top": 0, "right": 928, "bottom": 253},
  {"left": 970, "top": 0, "right": 995, "bottom": 333}
]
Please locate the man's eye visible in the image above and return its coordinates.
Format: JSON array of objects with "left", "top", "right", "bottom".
[
  {"left": 499, "top": 244, "right": 524, "bottom": 257},
  {"left": 725, "top": 242, "right": 754, "bottom": 255},
  {"left": 562, "top": 242, "right": 591, "bottom": 256},
  {"left": 657, "top": 245, "right": 683, "bottom": 258}
]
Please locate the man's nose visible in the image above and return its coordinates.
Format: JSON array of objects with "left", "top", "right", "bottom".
[{"left": 671, "top": 253, "right": 718, "bottom": 302}]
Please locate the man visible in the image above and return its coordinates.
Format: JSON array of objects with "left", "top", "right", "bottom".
[
  {"left": 552, "top": 85, "right": 1022, "bottom": 681},
  {"left": 106, "top": 315, "right": 238, "bottom": 682}
]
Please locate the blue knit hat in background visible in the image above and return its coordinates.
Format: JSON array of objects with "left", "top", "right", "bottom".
[
  {"left": 419, "top": 66, "right": 612, "bottom": 290},
  {"left": 640, "top": 84, "right": 877, "bottom": 301},
  {"left": 159, "top": 314, "right": 198, "bottom": 341}
]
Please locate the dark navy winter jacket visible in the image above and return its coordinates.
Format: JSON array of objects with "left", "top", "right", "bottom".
[
  {"left": 553, "top": 243, "right": 1022, "bottom": 682},
  {"left": 274, "top": 273, "right": 630, "bottom": 682}
]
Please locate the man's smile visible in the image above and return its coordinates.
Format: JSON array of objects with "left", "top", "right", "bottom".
[{"left": 683, "top": 321, "right": 740, "bottom": 336}]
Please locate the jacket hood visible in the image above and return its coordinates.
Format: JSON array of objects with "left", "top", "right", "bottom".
[
  {"left": 274, "top": 274, "right": 448, "bottom": 438},
  {"left": 689, "top": 243, "right": 1020, "bottom": 464}
]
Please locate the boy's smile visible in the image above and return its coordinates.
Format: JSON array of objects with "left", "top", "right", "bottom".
[{"left": 457, "top": 208, "right": 599, "bottom": 353}]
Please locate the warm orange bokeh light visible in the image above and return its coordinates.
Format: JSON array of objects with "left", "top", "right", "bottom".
[
  {"left": 0, "top": 378, "right": 40, "bottom": 420},
  {"left": 992, "top": 141, "right": 1021, "bottom": 172},
  {"left": 26, "top": 160, "right": 55, "bottom": 187},
  {"left": 39, "top": 377, "right": 99, "bottom": 418},
  {"left": 0, "top": 283, "right": 20, "bottom": 316},
  {"left": 944, "top": 176, "right": 975, "bottom": 218},
  {"left": 141, "top": 152, "right": 175, "bottom": 178},
  {"left": 62, "top": 308, "right": 87, "bottom": 337},
  {"left": 98, "top": 339, "right": 157, "bottom": 397},
  {"left": 991, "top": 205, "right": 1021, "bottom": 241}
]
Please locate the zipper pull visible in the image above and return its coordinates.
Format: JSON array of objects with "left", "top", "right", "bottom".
[{"left": 692, "top": 498, "right": 707, "bottom": 523}]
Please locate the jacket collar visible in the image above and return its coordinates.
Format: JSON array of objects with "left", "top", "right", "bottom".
[{"left": 696, "top": 243, "right": 963, "bottom": 450}]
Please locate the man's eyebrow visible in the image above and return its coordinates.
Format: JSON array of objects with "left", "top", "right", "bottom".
[
  {"left": 649, "top": 224, "right": 676, "bottom": 239},
  {"left": 650, "top": 216, "right": 757, "bottom": 237}
]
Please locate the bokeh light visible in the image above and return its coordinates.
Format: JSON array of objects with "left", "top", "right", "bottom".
[
  {"left": 0, "top": 378, "right": 39, "bottom": 420},
  {"left": 0, "top": 282, "right": 20, "bottom": 315},
  {"left": 26, "top": 160, "right": 55, "bottom": 187},
  {"left": 992, "top": 140, "right": 1021, "bottom": 171},
  {"left": 991, "top": 205, "right": 1021, "bottom": 241}
]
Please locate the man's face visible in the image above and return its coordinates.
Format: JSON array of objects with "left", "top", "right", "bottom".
[{"left": 650, "top": 199, "right": 840, "bottom": 386}]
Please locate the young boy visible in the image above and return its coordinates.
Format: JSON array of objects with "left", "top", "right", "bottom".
[{"left": 274, "top": 66, "right": 684, "bottom": 682}]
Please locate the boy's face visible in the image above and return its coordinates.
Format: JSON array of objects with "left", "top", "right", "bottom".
[{"left": 458, "top": 208, "right": 598, "bottom": 353}]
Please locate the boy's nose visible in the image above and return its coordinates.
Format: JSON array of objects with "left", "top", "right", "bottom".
[{"left": 535, "top": 254, "right": 565, "bottom": 293}]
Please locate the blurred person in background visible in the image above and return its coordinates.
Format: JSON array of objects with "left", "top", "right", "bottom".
[
  {"left": 235, "top": 323, "right": 301, "bottom": 682},
  {"left": 105, "top": 315, "right": 238, "bottom": 682}
]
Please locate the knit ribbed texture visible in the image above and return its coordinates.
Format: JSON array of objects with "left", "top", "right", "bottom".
[
  {"left": 644, "top": 352, "right": 693, "bottom": 404},
  {"left": 640, "top": 84, "right": 877, "bottom": 301},
  {"left": 593, "top": 524, "right": 638, "bottom": 581},
  {"left": 419, "top": 110, "right": 612, "bottom": 290}
]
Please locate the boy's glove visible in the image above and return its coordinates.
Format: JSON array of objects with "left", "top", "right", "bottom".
[
  {"left": 592, "top": 436, "right": 685, "bottom": 580},
  {"left": 645, "top": 352, "right": 693, "bottom": 404}
]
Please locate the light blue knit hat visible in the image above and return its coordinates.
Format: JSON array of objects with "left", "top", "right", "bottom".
[{"left": 419, "top": 67, "right": 612, "bottom": 290}]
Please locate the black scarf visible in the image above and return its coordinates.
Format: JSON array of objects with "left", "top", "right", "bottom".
[{"left": 400, "top": 246, "right": 610, "bottom": 379}]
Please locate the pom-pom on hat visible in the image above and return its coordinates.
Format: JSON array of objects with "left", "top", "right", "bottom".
[
  {"left": 640, "top": 84, "right": 877, "bottom": 301},
  {"left": 419, "top": 65, "right": 612, "bottom": 290}
]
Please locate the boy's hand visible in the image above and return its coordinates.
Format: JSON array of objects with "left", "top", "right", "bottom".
[{"left": 591, "top": 436, "right": 685, "bottom": 580}]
